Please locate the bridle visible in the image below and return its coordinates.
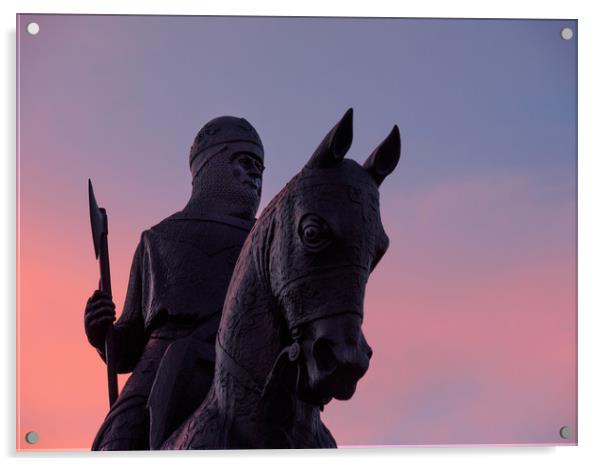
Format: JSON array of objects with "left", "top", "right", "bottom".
[
  {"left": 215, "top": 326, "right": 302, "bottom": 399},
  {"left": 215, "top": 310, "right": 363, "bottom": 405}
]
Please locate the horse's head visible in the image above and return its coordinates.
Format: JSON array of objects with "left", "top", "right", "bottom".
[{"left": 267, "top": 109, "right": 400, "bottom": 407}]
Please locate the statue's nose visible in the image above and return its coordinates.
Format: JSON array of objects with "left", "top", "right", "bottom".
[
  {"left": 313, "top": 337, "right": 338, "bottom": 374},
  {"left": 313, "top": 338, "right": 370, "bottom": 381},
  {"left": 247, "top": 169, "right": 262, "bottom": 184}
]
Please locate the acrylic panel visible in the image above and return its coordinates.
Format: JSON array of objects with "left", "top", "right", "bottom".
[{"left": 16, "top": 14, "right": 577, "bottom": 451}]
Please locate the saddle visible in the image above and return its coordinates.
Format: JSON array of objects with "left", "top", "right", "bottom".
[{"left": 147, "top": 312, "right": 221, "bottom": 449}]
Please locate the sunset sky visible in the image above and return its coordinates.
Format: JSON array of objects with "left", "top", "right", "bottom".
[{"left": 17, "top": 15, "right": 576, "bottom": 450}]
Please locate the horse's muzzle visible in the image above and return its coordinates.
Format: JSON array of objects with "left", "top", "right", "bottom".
[
  {"left": 298, "top": 313, "right": 372, "bottom": 405},
  {"left": 312, "top": 337, "right": 371, "bottom": 400}
]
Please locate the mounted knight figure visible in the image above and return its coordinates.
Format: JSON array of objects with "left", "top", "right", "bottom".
[
  {"left": 83, "top": 116, "right": 265, "bottom": 450},
  {"left": 162, "top": 109, "right": 401, "bottom": 449}
]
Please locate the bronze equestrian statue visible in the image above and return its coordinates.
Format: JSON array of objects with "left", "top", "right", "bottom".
[
  {"left": 83, "top": 116, "right": 265, "bottom": 450},
  {"left": 162, "top": 109, "right": 401, "bottom": 449}
]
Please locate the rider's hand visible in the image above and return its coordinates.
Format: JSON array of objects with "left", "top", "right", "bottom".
[{"left": 84, "top": 289, "right": 116, "bottom": 349}]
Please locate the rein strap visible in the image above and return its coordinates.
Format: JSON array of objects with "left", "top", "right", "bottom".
[{"left": 216, "top": 337, "right": 300, "bottom": 397}]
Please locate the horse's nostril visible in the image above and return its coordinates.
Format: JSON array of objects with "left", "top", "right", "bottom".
[
  {"left": 313, "top": 338, "right": 337, "bottom": 373},
  {"left": 366, "top": 345, "right": 373, "bottom": 360}
]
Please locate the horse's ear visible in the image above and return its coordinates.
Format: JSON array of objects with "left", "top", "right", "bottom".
[
  {"left": 306, "top": 108, "right": 353, "bottom": 169},
  {"left": 363, "top": 125, "right": 401, "bottom": 186}
]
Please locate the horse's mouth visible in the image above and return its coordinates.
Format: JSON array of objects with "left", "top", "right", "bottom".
[
  {"left": 302, "top": 392, "right": 333, "bottom": 408},
  {"left": 326, "top": 375, "right": 358, "bottom": 401},
  {"left": 297, "top": 374, "right": 334, "bottom": 407},
  {"left": 301, "top": 373, "right": 359, "bottom": 406},
  {"left": 332, "top": 381, "right": 358, "bottom": 401}
]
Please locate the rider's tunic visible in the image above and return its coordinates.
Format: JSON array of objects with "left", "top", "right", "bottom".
[{"left": 91, "top": 212, "right": 253, "bottom": 450}]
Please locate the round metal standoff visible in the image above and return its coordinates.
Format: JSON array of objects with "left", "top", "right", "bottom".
[{"left": 25, "top": 431, "right": 39, "bottom": 445}]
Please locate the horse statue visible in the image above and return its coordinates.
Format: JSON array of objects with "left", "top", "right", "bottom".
[{"left": 161, "top": 109, "right": 401, "bottom": 449}]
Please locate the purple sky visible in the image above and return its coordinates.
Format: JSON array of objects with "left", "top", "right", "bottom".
[{"left": 17, "top": 15, "right": 576, "bottom": 449}]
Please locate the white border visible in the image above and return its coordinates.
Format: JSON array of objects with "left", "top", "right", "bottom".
[{"left": 3, "top": 1, "right": 601, "bottom": 465}]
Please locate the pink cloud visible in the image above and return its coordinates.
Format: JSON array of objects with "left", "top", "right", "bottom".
[{"left": 323, "top": 171, "right": 576, "bottom": 446}]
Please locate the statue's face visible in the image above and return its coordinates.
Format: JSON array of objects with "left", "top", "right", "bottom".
[
  {"left": 231, "top": 152, "right": 264, "bottom": 201},
  {"left": 191, "top": 149, "right": 264, "bottom": 220}
]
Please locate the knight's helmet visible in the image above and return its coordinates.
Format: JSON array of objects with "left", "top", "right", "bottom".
[{"left": 188, "top": 116, "right": 264, "bottom": 218}]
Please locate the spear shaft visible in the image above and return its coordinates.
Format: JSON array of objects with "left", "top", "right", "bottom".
[{"left": 88, "top": 179, "right": 119, "bottom": 407}]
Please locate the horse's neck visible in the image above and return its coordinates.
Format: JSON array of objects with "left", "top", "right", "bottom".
[
  {"left": 218, "top": 239, "right": 281, "bottom": 382},
  {"left": 212, "top": 227, "right": 321, "bottom": 446}
]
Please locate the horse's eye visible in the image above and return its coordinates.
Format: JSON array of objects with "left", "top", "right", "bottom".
[{"left": 298, "top": 214, "right": 332, "bottom": 252}]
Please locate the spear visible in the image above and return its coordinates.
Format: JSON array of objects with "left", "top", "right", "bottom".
[{"left": 88, "top": 179, "right": 119, "bottom": 407}]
